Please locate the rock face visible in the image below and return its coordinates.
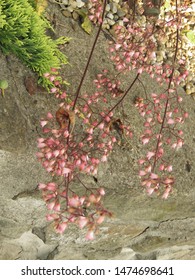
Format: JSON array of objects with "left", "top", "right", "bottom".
[{"left": 0, "top": 3, "right": 195, "bottom": 260}]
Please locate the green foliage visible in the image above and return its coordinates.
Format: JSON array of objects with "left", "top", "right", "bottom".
[
  {"left": 0, "top": 5, "right": 6, "bottom": 28},
  {"left": 28, "top": 0, "right": 37, "bottom": 9},
  {"left": 0, "top": 0, "right": 69, "bottom": 87},
  {"left": 0, "top": 79, "right": 8, "bottom": 90},
  {"left": 77, "top": 8, "right": 92, "bottom": 34},
  {"left": 0, "top": 79, "right": 8, "bottom": 97},
  {"left": 186, "top": 30, "right": 195, "bottom": 46}
]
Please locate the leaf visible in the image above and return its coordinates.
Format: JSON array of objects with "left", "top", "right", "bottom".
[
  {"left": 186, "top": 30, "right": 195, "bottom": 45},
  {"left": 56, "top": 107, "right": 75, "bottom": 130},
  {"left": 0, "top": 79, "right": 8, "bottom": 90},
  {"left": 81, "top": 16, "right": 92, "bottom": 35},
  {"left": 55, "top": 36, "right": 71, "bottom": 45},
  {"left": 77, "top": 8, "right": 92, "bottom": 34},
  {"left": 56, "top": 107, "right": 70, "bottom": 129}
]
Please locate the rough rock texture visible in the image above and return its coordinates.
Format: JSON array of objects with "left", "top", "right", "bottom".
[{"left": 0, "top": 3, "right": 195, "bottom": 259}]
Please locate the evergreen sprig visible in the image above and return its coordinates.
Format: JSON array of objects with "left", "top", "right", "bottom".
[{"left": 0, "top": 0, "right": 69, "bottom": 87}]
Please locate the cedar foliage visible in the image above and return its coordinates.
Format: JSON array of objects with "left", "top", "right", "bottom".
[{"left": 0, "top": 0, "right": 69, "bottom": 87}]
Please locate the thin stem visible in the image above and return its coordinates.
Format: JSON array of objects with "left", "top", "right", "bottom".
[
  {"left": 94, "top": 73, "right": 140, "bottom": 129},
  {"left": 152, "top": 0, "right": 179, "bottom": 171},
  {"left": 71, "top": 73, "right": 140, "bottom": 150},
  {"left": 72, "top": 0, "right": 107, "bottom": 111}
]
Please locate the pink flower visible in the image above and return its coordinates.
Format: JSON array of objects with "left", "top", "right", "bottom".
[
  {"left": 89, "top": 194, "right": 97, "bottom": 203},
  {"left": 138, "top": 67, "right": 143, "bottom": 74},
  {"left": 64, "top": 131, "right": 69, "bottom": 138},
  {"left": 79, "top": 163, "right": 86, "bottom": 171},
  {"left": 40, "top": 120, "right": 48, "bottom": 127},
  {"left": 150, "top": 173, "right": 159, "bottom": 180},
  {"left": 55, "top": 222, "right": 68, "bottom": 234},
  {"left": 47, "top": 201, "right": 55, "bottom": 210},
  {"left": 142, "top": 137, "right": 150, "bottom": 145},
  {"left": 49, "top": 75, "right": 55, "bottom": 82},
  {"left": 38, "top": 183, "right": 46, "bottom": 190},
  {"left": 97, "top": 215, "right": 105, "bottom": 224},
  {"left": 46, "top": 152, "right": 52, "bottom": 159},
  {"left": 98, "top": 188, "right": 105, "bottom": 196},
  {"left": 53, "top": 203, "right": 60, "bottom": 212},
  {"left": 145, "top": 165, "right": 152, "bottom": 173},
  {"left": 47, "top": 112, "right": 53, "bottom": 119},
  {"left": 139, "top": 170, "right": 146, "bottom": 176},
  {"left": 146, "top": 187, "right": 155, "bottom": 195},
  {"left": 78, "top": 217, "right": 88, "bottom": 229},
  {"left": 46, "top": 166, "right": 53, "bottom": 173},
  {"left": 146, "top": 151, "right": 155, "bottom": 160},
  {"left": 37, "top": 142, "right": 46, "bottom": 148},
  {"left": 50, "top": 87, "right": 57, "bottom": 93},
  {"left": 69, "top": 196, "right": 80, "bottom": 207},
  {"left": 167, "top": 118, "right": 175, "bottom": 125},
  {"left": 37, "top": 138, "right": 45, "bottom": 143},
  {"left": 36, "top": 152, "right": 44, "bottom": 159},
  {"left": 115, "top": 44, "right": 121, "bottom": 50},
  {"left": 101, "top": 155, "right": 107, "bottom": 162},
  {"left": 53, "top": 150, "right": 60, "bottom": 157},
  {"left": 163, "top": 177, "right": 174, "bottom": 185},
  {"left": 62, "top": 167, "right": 71, "bottom": 175},
  {"left": 46, "top": 214, "right": 59, "bottom": 221},
  {"left": 171, "top": 143, "right": 177, "bottom": 149},
  {"left": 86, "top": 230, "right": 95, "bottom": 240},
  {"left": 98, "top": 123, "right": 104, "bottom": 130},
  {"left": 87, "top": 127, "right": 94, "bottom": 134},
  {"left": 159, "top": 164, "right": 165, "bottom": 171},
  {"left": 162, "top": 186, "right": 172, "bottom": 199},
  {"left": 46, "top": 183, "right": 56, "bottom": 191},
  {"left": 178, "top": 130, "right": 183, "bottom": 135},
  {"left": 166, "top": 165, "right": 173, "bottom": 172},
  {"left": 177, "top": 139, "right": 183, "bottom": 149},
  {"left": 138, "top": 159, "right": 145, "bottom": 165},
  {"left": 177, "top": 96, "right": 183, "bottom": 102},
  {"left": 80, "top": 196, "right": 86, "bottom": 205}
]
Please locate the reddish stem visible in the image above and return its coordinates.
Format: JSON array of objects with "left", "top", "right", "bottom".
[
  {"left": 152, "top": 0, "right": 179, "bottom": 172},
  {"left": 72, "top": 0, "right": 107, "bottom": 111}
]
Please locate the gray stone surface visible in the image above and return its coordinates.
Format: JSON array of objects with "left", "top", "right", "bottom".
[{"left": 0, "top": 3, "right": 195, "bottom": 259}]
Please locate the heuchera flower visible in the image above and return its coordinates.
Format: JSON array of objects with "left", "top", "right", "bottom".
[{"left": 37, "top": 0, "right": 190, "bottom": 239}]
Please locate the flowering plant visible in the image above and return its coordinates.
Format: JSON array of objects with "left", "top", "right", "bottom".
[{"left": 37, "top": 0, "right": 193, "bottom": 239}]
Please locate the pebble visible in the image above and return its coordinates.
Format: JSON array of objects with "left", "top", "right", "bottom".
[
  {"left": 61, "top": 0, "right": 69, "bottom": 5},
  {"left": 59, "top": 0, "right": 194, "bottom": 97},
  {"left": 67, "top": 6, "right": 74, "bottom": 12},
  {"left": 107, "top": 18, "right": 116, "bottom": 26},
  {"left": 110, "top": 3, "right": 118, "bottom": 14},
  {"left": 107, "top": 12, "right": 114, "bottom": 20},
  {"left": 76, "top": 0, "right": 85, "bottom": 8},
  {"left": 72, "top": 11, "right": 79, "bottom": 20},
  {"left": 117, "top": 8, "right": 126, "bottom": 18},
  {"left": 69, "top": 0, "right": 77, "bottom": 9},
  {"left": 62, "top": 10, "right": 72, "bottom": 17},
  {"left": 106, "top": 4, "right": 111, "bottom": 12}
]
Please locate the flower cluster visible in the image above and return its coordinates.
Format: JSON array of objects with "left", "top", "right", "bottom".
[
  {"left": 88, "top": 0, "right": 104, "bottom": 25},
  {"left": 38, "top": 181, "right": 111, "bottom": 239},
  {"left": 109, "top": 17, "right": 189, "bottom": 87},
  {"left": 135, "top": 90, "right": 188, "bottom": 198},
  {"left": 37, "top": 67, "right": 133, "bottom": 238},
  {"left": 37, "top": 0, "right": 192, "bottom": 239},
  {"left": 104, "top": 1, "right": 191, "bottom": 198}
]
